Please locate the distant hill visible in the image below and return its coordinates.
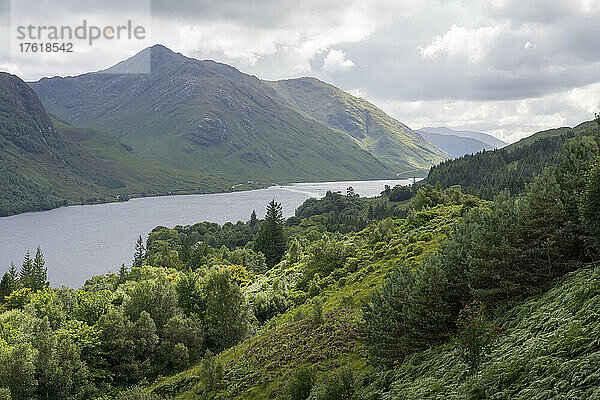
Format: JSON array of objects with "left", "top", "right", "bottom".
[
  {"left": 423, "top": 121, "right": 596, "bottom": 199},
  {"left": 268, "top": 77, "right": 449, "bottom": 173},
  {"left": 418, "top": 130, "right": 495, "bottom": 158},
  {"left": 0, "top": 72, "right": 231, "bottom": 216},
  {"left": 419, "top": 126, "right": 506, "bottom": 148},
  {"left": 30, "top": 45, "right": 446, "bottom": 182}
]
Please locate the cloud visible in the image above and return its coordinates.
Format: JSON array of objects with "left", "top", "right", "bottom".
[
  {"left": 369, "top": 81, "right": 600, "bottom": 143},
  {"left": 322, "top": 49, "right": 354, "bottom": 72},
  {"left": 0, "top": 0, "right": 599, "bottom": 143}
]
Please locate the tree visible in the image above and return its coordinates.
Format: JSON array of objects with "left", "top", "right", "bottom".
[
  {"left": 0, "top": 264, "right": 19, "bottom": 301},
  {"left": 31, "top": 247, "right": 48, "bottom": 291},
  {"left": 254, "top": 200, "right": 286, "bottom": 268},
  {"left": 200, "top": 268, "right": 249, "bottom": 351},
  {"left": 582, "top": 158, "right": 600, "bottom": 252},
  {"left": 362, "top": 266, "right": 416, "bottom": 367},
  {"left": 249, "top": 210, "right": 258, "bottom": 227},
  {"left": 19, "top": 252, "right": 33, "bottom": 289},
  {"left": 132, "top": 235, "right": 146, "bottom": 267},
  {"left": 0, "top": 343, "right": 37, "bottom": 400},
  {"left": 455, "top": 301, "right": 500, "bottom": 374},
  {"left": 20, "top": 248, "right": 47, "bottom": 291},
  {"left": 198, "top": 350, "right": 224, "bottom": 395}
]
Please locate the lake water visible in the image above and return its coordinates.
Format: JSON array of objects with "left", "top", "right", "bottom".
[{"left": 0, "top": 179, "right": 414, "bottom": 287}]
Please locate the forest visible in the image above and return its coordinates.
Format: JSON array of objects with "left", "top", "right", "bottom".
[
  {"left": 0, "top": 128, "right": 599, "bottom": 400},
  {"left": 424, "top": 121, "right": 596, "bottom": 199}
]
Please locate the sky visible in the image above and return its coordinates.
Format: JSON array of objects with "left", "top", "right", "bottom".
[{"left": 1, "top": 0, "right": 600, "bottom": 143}]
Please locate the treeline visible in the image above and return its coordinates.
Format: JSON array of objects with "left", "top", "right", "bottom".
[
  {"left": 361, "top": 135, "right": 599, "bottom": 369},
  {"left": 425, "top": 129, "right": 577, "bottom": 199},
  {"left": 0, "top": 158, "right": 66, "bottom": 217}
]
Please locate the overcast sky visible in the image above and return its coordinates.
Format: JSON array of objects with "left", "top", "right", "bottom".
[{"left": 1, "top": 0, "right": 599, "bottom": 142}]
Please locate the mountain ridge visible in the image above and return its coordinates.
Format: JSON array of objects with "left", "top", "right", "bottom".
[
  {"left": 0, "top": 72, "right": 233, "bottom": 216},
  {"left": 418, "top": 126, "right": 506, "bottom": 148},
  {"left": 30, "top": 45, "right": 447, "bottom": 181}
]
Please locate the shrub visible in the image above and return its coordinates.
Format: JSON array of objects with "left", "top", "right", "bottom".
[
  {"left": 253, "top": 292, "right": 287, "bottom": 323},
  {"left": 362, "top": 266, "right": 416, "bottom": 368},
  {"left": 116, "top": 386, "right": 165, "bottom": 400},
  {"left": 311, "top": 299, "right": 323, "bottom": 325},
  {"left": 198, "top": 350, "right": 224, "bottom": 395},
  {"left": 455, "top": 300, "right": 500, "bottom": 374},
  {"left": 286, "top": 366, "right": 315, "bottom": 400},
  {"left": 310, "top": 367, "right": 355, "bottom": 400}
]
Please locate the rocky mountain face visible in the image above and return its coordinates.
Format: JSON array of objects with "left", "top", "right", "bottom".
[
  {"left": 269, "top": 77, "right": 449, "bottom": 172},
  {"left": 0, "top": 72, "right": 232, "bottom": 216},
  {"left": 31, "top": 45, "right": 446, "bottom": 181}
]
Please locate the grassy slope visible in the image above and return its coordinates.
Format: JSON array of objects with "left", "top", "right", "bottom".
[
  {"left": 150, "top": 206, "right": 600, "bottom": 399},
  {"left": 52, "top": 119, "right": 235, "bottom": 197},
  {"left": 30, "top": 46, "right": 395, "bottom": 182},
  {"left": 150, "top": 206, "right": 460, "bottom": 399},
  {"left": 506, "top": 120, "right": 596, "bottom": 151},
  {"left": 268, "top": 77, "right": 449, "bottom": 174}
]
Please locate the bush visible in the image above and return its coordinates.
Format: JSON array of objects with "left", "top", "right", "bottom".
[
  {"left": 310, "top": 367, "right": 355, "bottom": 400},
  {"left": 253, "top": 292, "right": 287, "bottom": 323},
  {"left": 286, "top": 366, "right": 315, "bottom": 400},
  {"left": 311, "top": 299, "right": 323, "bottom": 325},
  {"left": 116, "top": 386, "right": 165, "bottom": 400},
  {"left": 198, "top": 350, "right": 224, "bottom": 395},
  {"left": 455, "top": 300, "right": 500, "bottom": 374}
]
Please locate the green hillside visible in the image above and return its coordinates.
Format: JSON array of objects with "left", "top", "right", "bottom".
[
  {"left": 1, "top": 128, "right": 599, "bottom": 400},
  {"left": 0, "top": 72, "right": 233, "bottom": 216},
  {"left": 30, "top": 45, "right": 401, "bottom": 182},
  {"left": 424, "top": 120, "right": 599, "bottom": 199},
  {"left": 268, "top": 77, "right": 449, "bottom": 173}
]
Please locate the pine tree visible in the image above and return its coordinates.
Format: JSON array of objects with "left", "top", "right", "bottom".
[
  {"left": 31, "top": 247, "right": 48, "bottom": 291},
  {"left": 118, "top": 264, "right": 129, "bottom": 283},
  {"left": 249, "top": 210, "right": 258, "bottom": 227},
  {"left": 19, "top": 251, "right": 34, "bottom": 289},
  {"left": 254, "top": 200, "right": 286, "bottom": 268},
  {"left": 132, "top": 235, "right": 146, "bottom": 267},
  {"left": 0, "top": 273, "right": 14, "bottom": 300}
]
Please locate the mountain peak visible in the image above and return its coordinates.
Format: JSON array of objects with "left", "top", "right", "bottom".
[{"left": 101, "top": 44, "right": 187, "bottom": 74}]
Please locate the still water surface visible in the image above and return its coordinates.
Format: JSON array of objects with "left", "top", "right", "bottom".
[{"left": 0, "top": 179, "right": 413, "bottom": 287}]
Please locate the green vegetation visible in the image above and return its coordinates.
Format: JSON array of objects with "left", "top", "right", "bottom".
[
  {"left": 269, "top": 77, "right": 449, "bottom": 173},
  {"left": 2, "top": 118, "right": 600, "bottom": 399},
  {"left": 425, "top": 120, "right": 596, "bottom": 199},
  {"left": 0, "top": 72, "right": 236, "bottom": 217}
]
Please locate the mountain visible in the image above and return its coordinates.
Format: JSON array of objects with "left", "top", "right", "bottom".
[
  {"left": 0, "top": 72, "right": 231, "bottom": 216},
  {"left": 417, "top": 130, "right": 495, "bottom": 158},
  {"left": 267, "top": 77, "right": 449, "bottom": 173},
  {"left": 30, "top": 45, "right": 445, "bottom": 182},
  {"left": 423, "top": 120, "right": 596, "bottom": 199},
  {"left": 419, "top": 126, "right": 506, "bottom": 148}
]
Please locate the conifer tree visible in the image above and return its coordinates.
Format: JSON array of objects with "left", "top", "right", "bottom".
[
  {"left": 32, "top": 247, "right": 48, "bottom": 291},
  {"left": 132, "top": 235, "right": 146, "bottom": 267},
  {"left": 254, "top": 200, "right": 286, "bottom": 268},
  {"left": 249, "top": 210, "right": 258, "bottom": 227},
  {"left": 19, "top": 251, "right": 34, "bottom": 289}
]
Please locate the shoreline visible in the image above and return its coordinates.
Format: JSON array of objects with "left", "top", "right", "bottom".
[{"left": 1, "top": 175, "right": 425, "bottom": 219}]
